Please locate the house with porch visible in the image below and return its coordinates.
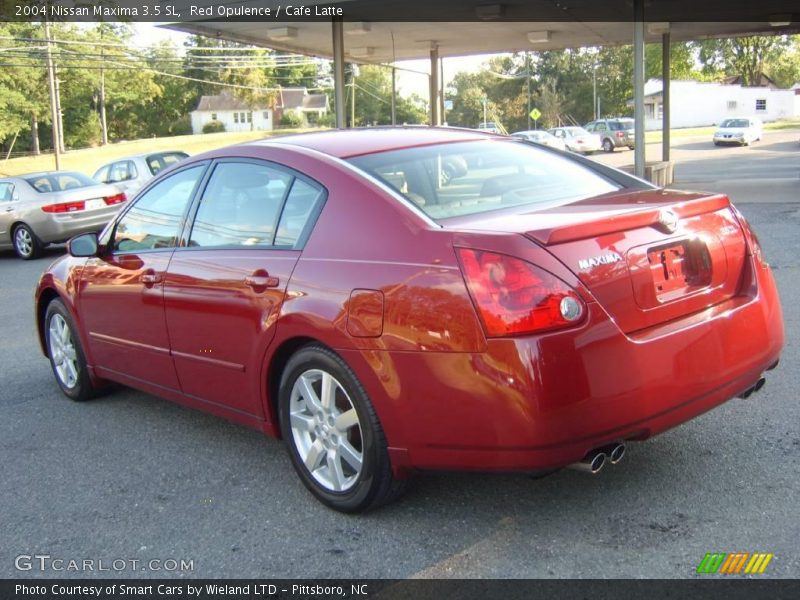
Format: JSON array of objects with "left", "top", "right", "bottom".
[{"left": 190, "top": 88, "right": 328, "bottom": 134}]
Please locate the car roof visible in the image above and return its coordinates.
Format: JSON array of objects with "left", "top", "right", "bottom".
[
  {"left": 249, "top": 127, "right": 498, "bottom": 159},
  {"left": 96, "top": 151, "right": 188, "bottom": 166},
  {"left": 14, "top": 170, "right": 81, "bottom": 178}
]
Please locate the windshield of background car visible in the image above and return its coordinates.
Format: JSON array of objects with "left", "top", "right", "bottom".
[
  {"left": 147, "top": 152, "right": 190, "bottom": 176},
  {"left": 24, "top": 172, "right": 97, "bottom": 193},
  {"left": 348, "top": 140, "right": 621, "bottom": 220},
  {"left": 720, "top": 119, "right": 750, "bottom": 128}
]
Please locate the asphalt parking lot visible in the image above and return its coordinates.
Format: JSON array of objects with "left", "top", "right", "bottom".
[{"left": 1, "top": 130, "right": 798, "bottom": 579}]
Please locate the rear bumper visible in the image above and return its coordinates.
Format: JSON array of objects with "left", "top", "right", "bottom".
[
  {"left": 352, "top": 261, "right": 783, "bottom": 473},
  {"left": 32, "top": 206, "right": 123, "bottom": 244}
]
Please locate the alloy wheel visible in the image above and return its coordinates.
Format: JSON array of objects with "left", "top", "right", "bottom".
[
  {"left": 48, "top": 313, "right": 79, "bottom": 389},
  {"left": 15, "top": 227, "right": 33, "bottom": 258},
  {"left": 289, "top": 369, "right": 364, "bottom": 492}
]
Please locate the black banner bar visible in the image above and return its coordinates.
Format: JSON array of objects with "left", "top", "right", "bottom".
[{"left": 3, "top": 579, "right": 800, "bottom": 600}]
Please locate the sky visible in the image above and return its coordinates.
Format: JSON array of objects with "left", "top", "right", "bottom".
[{"left": 134, "top": 23, "right": 496, "bottom": 98}]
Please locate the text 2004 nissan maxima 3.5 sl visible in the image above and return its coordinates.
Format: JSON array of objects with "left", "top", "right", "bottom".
[{"left": 35, "top": 128, "right": 783, "bottom": 512}]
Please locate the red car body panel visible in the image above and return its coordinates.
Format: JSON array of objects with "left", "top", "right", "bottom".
[{"left": 35, "top": 128, "right": 784, "bottom": 478}]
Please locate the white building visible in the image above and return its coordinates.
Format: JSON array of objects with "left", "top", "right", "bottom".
[
  {"left": 635, "top": 79, "right": 800, "bottom": 130},
  {"left": 190, "top": 89, "right": 328, "bottom": 135}
]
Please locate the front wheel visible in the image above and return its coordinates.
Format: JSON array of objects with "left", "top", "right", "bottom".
[
  {"left": 278, "top": 345, "right": 408, "bottom": 512},
  {"left": 13, "top": 224, "right": 43, "bottom": 260},
  {"left": 45, "top": 299, "right": 97, "bottom": 401}
]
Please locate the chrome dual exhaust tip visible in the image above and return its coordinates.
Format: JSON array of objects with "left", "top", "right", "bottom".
[
  {"left": 567, "top": 451, "right": 606, "bottom": 474},
  {"left": 567, "top": 442, "right": 626, "bottom": 474},
  {"left": 738, "top": 376, "right": 766, "bottom": 399}
]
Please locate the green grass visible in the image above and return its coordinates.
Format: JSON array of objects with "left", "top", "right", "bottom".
[
  {"left": 0, "top": 128, "right": 315, "bottom": 177},
  {"left": 764, "top": 119, "right": 800, "bottom": 131}
]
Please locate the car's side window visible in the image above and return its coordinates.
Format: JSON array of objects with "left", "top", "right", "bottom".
[
  {"left": 94, "top": 165, "right": 110, "bottom": 184},
  {"left": 596, "top": 122, "right": 607, "bottom": 132},
  {"left": 109, "top": 161, "right": 136, "bottom": 183},
  {"left": 112, "top": 165, "right": 205, "bottom": 253},
  {"left": 188, "top": 162, "right": 291, "bottom": 248},
  {"left": 0, "top": 182, "right": 15, "bottom": 202},
  {"left": 275, "top": 178, "right": 325, "bottom": 247}
]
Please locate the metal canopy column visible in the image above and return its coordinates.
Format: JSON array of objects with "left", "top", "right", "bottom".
[
  {"left": 332, "top": 18, "right": 346, "bottom": 128},
  {"left": 662, "top": 31, "right": 671, "bottom": 162},
  {"left": 633, "top": 0, "right": 645, "bottom": 178},
  {"left": 430, "top": 44, "right": 440, "bottom": 126}
]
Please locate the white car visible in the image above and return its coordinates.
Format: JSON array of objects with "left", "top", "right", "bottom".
[
  {"left": 93, "top": 151, "right": 189, "bottom": 197},
  {"left": 713, "top": 117, "right": 763, "bottom": 146},
  {"left": 511, "top": 130, "right": 567, "bottom": 151},
  {"left": 547, "top": 126, "right": 603, "bottom": 154}
]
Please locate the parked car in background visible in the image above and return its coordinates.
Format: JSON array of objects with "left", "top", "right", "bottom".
[
  {"left": 93, "top": 151, "right": 189, "bottom": 197},
  {"left": 547, "top": 126, "right": 603, "bottom": 154},
  {"left": 511, "top": 130, "right": 567, "bottom": 151},
  {"left": 712, "top": 117, "right": 763, "bottom": 146},
  {"left": 35, "top": 128, "right": 783, "bottom": 512},
  {"left": 0, "top": 171, "right": 126, "bottom": 259},
  {"left": 477, "top": 122, "right": 500, "bottom": 134},
  {"left": 584, "top": 118, "right": 635, "bottom": 152}
]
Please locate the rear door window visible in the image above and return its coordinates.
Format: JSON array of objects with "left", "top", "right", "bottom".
[{"left": 188, "top": 161, "right": 325, "bottom": 249}]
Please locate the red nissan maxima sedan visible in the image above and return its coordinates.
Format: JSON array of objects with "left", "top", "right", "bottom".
[{"left": 35, "top": 128, "right": 783, "bottom": 512}]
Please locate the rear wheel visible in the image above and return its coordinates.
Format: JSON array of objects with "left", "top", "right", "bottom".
[
  {"left": 45, "top": 299, "right": 97, "bottom": 401},
  {"left": 13, "top": 224, "right": 42, "bottom": 260},
  {"left": 602, "top": 138, "right": 615, "bottom": 153},
  {"left": 278, "top": 344, "right": 408, "bottom": 512}
]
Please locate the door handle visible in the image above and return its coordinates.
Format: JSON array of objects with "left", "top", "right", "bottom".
[
  {"left": 140, "top": 271, "right": 163, "bottom": 285},
  {"left": 244, "top": 274, "right": 279, "bottom": 289}
]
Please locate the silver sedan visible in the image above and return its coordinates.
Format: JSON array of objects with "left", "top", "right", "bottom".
[{"left": 0, "top": 171, "right": 127, "bottom": 259}]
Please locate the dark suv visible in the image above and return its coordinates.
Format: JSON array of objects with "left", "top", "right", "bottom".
[{"left": 584, "top": 118, "right": 635, "bottom": 152}]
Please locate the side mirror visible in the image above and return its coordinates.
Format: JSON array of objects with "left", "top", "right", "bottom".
[{"left": 67, "top": 232, "right": 99, "bottom": 257}]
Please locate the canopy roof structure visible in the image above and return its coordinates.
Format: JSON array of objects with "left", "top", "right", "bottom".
[
  {"left": 165, "top": 0, "right": 799, "bottom": 177},
  {"left": 170, "top": 19, "right": 798, "bottom": 64}
]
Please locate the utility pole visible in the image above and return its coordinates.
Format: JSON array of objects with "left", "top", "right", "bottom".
[
  {"left": 54, "top": 59, "right": 64, "bottom": 154},
  {"left": 391, "top": 66, "right": 396, "bottom": 125},
  {"left": 592, "top": 63, "right": 598, "bottom": 120},
  {"left": 482, "top": 94, "right": 487, "bottom": 127},
  {"left": 350, "top": 65, "right": 356, "bottom": 127},
  {"left": 44, "top": 19, "right": 61, "bottom": 170},
  {"left": 525, "top": 52, "right": 532, "bottom": 130},
  {"left": 99, "top": 27, "right": 108, "bottom": 145}
]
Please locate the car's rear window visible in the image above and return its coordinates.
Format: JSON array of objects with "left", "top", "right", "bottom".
[
  {"left": 146, "top": 152, "right": 189, "bottom": 176},
  {"left": 609, "top": 120, "right": 633, "bottom": 130},
  {"left": 348, "top": 140, "right": 621, "bottom": 220},
  {"left": 24, "top": 172, "right": 96, "bottom": 193}
]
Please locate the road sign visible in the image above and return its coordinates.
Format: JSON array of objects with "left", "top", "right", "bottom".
[{"left": 529, "top": 107, "right": 542, "bottom": 121}]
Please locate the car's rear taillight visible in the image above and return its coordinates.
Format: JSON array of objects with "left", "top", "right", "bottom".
[
  {"left": 576, "top": 138, "right": 585, "bottom": 144},
  {"left": 41, "top": 201, "right": 85, "bottom": 213},
  {"left": 456, "top": 248, "right": 585, "bottom": 337},
  {"left": 104, "top": 192, "right": 127, "bottom": 205},
  {"left": 616, "top": 132, "right": 624, "bottom": 138},
  {"left": 732, "top": 209, "right": 767, "bottom": 267}
]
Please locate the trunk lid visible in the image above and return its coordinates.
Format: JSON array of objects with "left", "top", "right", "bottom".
[{"left": 446, "top": 189, "right": 748, "bottom": 334}]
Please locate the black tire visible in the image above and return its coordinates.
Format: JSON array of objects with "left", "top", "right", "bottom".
[
  {"left": 13, "top": 223, "right": 43, "bottom": 260},
  {"left": 602, "top": 138, "right": 615, "bottom": 153},
  {"left": 713, "top": 141, "right": 721, "bottom": 146},
  {"left": 278, "top": 344, "right": 409, "bottom": 512},
  {"left": 44, "top": 299, "right": 97, "bottom": 402}
]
